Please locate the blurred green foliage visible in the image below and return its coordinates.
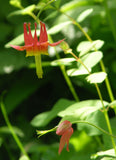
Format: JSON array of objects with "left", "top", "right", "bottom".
[{"left": 0, "top": 0, "right": 116, "bottom": 159}]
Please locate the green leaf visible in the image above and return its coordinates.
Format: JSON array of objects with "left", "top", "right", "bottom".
[
  {"left": 8, "top": 4, "right": 36, "bottom": 17},
  {"left": 31, "top": 99, "right": 75, "bottom": 127},
  {"left": 58, "top": 100, "right": 108, "bottom": 136},
  {"left": 77, "top": 40, "right": 104, "bottom": 57},
  {"left": 77, "top": 8, "right": 93, "bottom": 22},
  {"left": 58, "top": 100, "right": 109, "bottom": 120},
  {"left": 78, "top": 110, "right": 106, "bottom": 136},
  {"left": 10, "top": 0, "right": 22, "bottom": 9},
  {"left": 108, "top": 100, "right": 116, "bottom": 110},
  {"left": 19, "top": 155, "right": 30, "bottom": 160},
  {"left": 91, "top": 149, "right": 116, "bottom": 160},
  {"left": 5, "top": 34, "right": 24, "bottom": 48},
  {"left": 48, "top": 21, "right": 71, "bottom": 35},
  {"left": 51, "top": 58, "right": 75, "bottom": 66},
  {"left": 60, "top": 0, "right": 93, "bottom": 12},
  {"left": 86, "top": 72, "right": 107, "bottom": 83},
  {"left": 78, "top": 51, "right": 103, "bottom": 69},
  {"left": 108, "top": 100, "right": 116, "bottom": 107},
  {"left": 0, "top": 50, "right": 32, "bottom": 74},
  {"left": 5, "top": 29, "right": 39, "bottom": 48},
  {"left": 0, "top": 126, "right": 24, "bottom": 137},
  {"left": 67, "top": 68, "right": 90, "bottom": 76}
]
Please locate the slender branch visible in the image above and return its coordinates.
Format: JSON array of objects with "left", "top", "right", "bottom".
[
  {"left": 72, "top": 120, "right": 116, "bottom": 138},
  {"left": 55, "top": 7, "right": 115, "bottom": 104},
  {"left": 0, "top": 95, "right": 30, "bottom": 160},
  {"left": 37, "top": 0, "right": 56, "bottom": 19},
  {"left": 60, "top": 65, "right": 79, "bottom": 101},
  {"left": 49, "top": 35, "right": 79, "bottom": 102},
  {"left": 70, "top": 51, "right": 116, "bottom": 155}
]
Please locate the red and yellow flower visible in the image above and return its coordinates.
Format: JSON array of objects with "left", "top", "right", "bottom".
[{"left": 11, "top": 21, "right": 64, "bottom": 78}]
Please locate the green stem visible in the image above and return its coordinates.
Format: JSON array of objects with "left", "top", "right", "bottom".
[
  {"left": 100, "top": 60, "right": 115, "bottom": 102},
  {"left": 70, "top": 52, "right": 116, "bottom": 155},
  {"left": 35, "top": 55, "right": 43, "bottom": 79},
  {"left": 72, "top": 120, "right": 116, "bottom": 138},
  {"left": 103, "top": 0, "right": 116, "bottom": 42},
  {"left": 56, "top": 8, "right": 115, "bottom": 103},
  {"left": 104, "top": 111, "right": 116, "bottom": 154},
  {"left": 37, "top": 0, "right": 56, "bottom": 19},
  {"left": 61, "top": 65, "right": 79, "bottom": 101},
  {"left": 0, "top": 97, "right": 30, "bottom": 159},
  {"left": 28, "top": 12, "right": 40, "bottom": 24},
  {"left": 49, "top": 35, "right": 79, "bottom": 101}
]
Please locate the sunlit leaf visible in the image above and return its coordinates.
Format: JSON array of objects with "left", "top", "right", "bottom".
[
  {"left": 8, "top": 4, "right": 36, "bottom": 17},
  {"left": 78, "top": 51, "right": 103, "bottom": 69},
  {"left": 51, "top": 58, "right": 75, "bottom": 66},
  {"left": 108, "top": 100, "right": 116, "bottom": 109},
  {"left": 5, "top": 29, "right": 39, "bottom": 48},
  {"left": 19, "top": 155, "right": 30, "bottom": 160},
  {"left": 58, "top": 100, "right": 108, "bottom": 120},
  {"left": 60, "top": 0, "right": 93, "bottom": 12},
  {"left": 86, "top": 72, "right": 107, "bottom": 83},
  {"left": 77, "top": 8, "right": 93, "bottom": 22},
  {"left": 91, "top": 149, "right": 116, "bottom": 160},
  {"left": 10, "top": 0, "right": 22, "bottom": 9},
  {"left": 77, "top": 40, "right": 104, "bottom": 57},
  {"left": 67, "top": 68, "right": 91, "bottom": 76},
  {"left": 48, "top": 21, "right": 71, "bottom": 34}
]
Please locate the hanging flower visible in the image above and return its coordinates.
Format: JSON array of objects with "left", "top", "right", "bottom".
[
  {"left": 56, "top": 120, "right": 73, "bottom": 154},
  {"left": 11, "top": 21, "right": 64, "bottom": 78}
]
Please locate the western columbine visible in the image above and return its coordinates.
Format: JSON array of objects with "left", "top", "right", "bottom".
[
  {"left": 11, "top": 21, "right": 64, "bottom": 78},
  {"left": 56, "top": 120, "right": 73, "bottom": 154}
]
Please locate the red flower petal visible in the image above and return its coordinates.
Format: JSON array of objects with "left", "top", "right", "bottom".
[
  {"left": 58, "top": 128, "right": 73, "bottom": 154},
  {"left": 39, "top": 21, "right": 48, "bottom": 43},
  {"left": 48, "top": 39, "right": 65, "bottom": 47},
  {"left": 56, "top": 120, "right": 72, "bottom": 135},
  {"left": 10, "top": 45, "right": 25, "bottom": 51},
  {"left": 56, "top": 120, "right": 73, "bottom": 154},
  {"left": 34, "top": 23, "right": 38, "bottom": 44},
  {"left": 28, "top": 23, "right": 33, "bottom": 43}
]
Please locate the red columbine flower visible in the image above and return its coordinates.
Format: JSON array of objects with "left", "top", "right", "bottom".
[
  {"left": 11, "top": 21, "right": 64, "bottom": 78},
  {"left": 56, "top": 120, "right": 73, "bottom": 154}
]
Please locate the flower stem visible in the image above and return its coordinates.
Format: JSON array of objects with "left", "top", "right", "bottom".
[
  {"left": 60, "top": 65, "right": 79, "bottom": 101},
  {"left": 35, "top": 55, "right": 43, "bottom": 79},
  {"left": 49, "top": 35, "right": 79, "bottom": 101},
  {"left": 0, "top": 95, "right": 30, "bottom": 159}
]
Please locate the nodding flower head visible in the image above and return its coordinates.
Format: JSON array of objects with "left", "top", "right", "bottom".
[{"left": 56, "top": 120, "right": 73, "bottom": 154}]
